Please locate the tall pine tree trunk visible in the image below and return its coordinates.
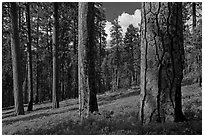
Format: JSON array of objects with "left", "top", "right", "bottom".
[
  {"left": 23, "top": 63, "right": 28, "bottom": 104},
  {"left": 10, "top": 2, "right": 24, "bottom": 115},
  {"left": 192, "top": 3, "right": 196, "bottom": 31},
  {"left": 73, "top": 19, "right": 78, "bottom": 98},
  {"left": 130, "top": 44, "right": 134, "bottom": 86},
  {"left": 48, "top": 21, "right": 53, "bottom": 102},
  {"left": 98, "top": 22, "right": 103, "bottom": 93},
  {"left": 26, "top": 3, "right": 34, "bottom": 111},
  {"left": 88, "top": 3, "right": 99, "bottom": 113},
  {"left": 52, "top": 2, "right": 59, "bottom": 108},
  {"left": 35, "top": 12, "right": 40, "bottom": 104},
  {"left": 140, "top": 2, "right": 186, "bottom": 124},
  {"left": 78, "top": 2, "right": 99, "bottom": 120}
]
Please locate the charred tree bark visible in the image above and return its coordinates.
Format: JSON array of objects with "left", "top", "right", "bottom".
[
  {"left": 10, "top": 2, "right": 25, "bottom": 115},
  {"left": 140, "top": 2, "right": 186, "bottom": 124},
  {"left": 52, "top": 2, "right": 59, "bottom": 108},
  {"left": 78, "top": 2, "right": 99, "bottom": 120}
]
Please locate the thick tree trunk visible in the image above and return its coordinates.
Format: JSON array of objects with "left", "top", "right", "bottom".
[
  {"left": 78, "top": 2, "right": 99, "bottom": 119},
  {"left": 26, "top": 3, "right": 34, "bottom": 111},
  {"left": 52, "top": 2, "right": 59, "bottom": 108},
  {"left": 10, "top": 2, "right": 24, "bottom": 115},
  {"left": 140, "top": 2, "right": 186, "bottom": 124}
]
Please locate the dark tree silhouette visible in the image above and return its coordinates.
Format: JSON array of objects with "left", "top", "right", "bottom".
[
  {"left": 26, "top": 2, "right": 34, "bottom": 111},
  {"left": 52, "top": 2, "right": 59, "bottom": 108}
]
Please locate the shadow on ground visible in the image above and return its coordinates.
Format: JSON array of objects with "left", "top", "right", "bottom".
[{"left": 2, "top": 89, "right": 140, "bottom": 126}]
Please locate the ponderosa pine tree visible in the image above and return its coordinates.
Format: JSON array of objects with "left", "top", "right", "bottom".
[
  {"left": 10, "top": 2, "right": 25, "bottom": 115},
  {"left": 26, "top": 2, "right": 34, "bottom": 111},
  {"left": 52, "top": 2, "right": 59, "bottom": 108},
  {"left": 140, "top": 2, "right": 186, "bottom": 124},
  {"left": 109, "top": 19, "right": 123, "bottom": 91},
  {"left": 124, "top": 24, "right": 140, "bottom": 86},
  {"left": 94, "top": 2, "right": 107, "bottom": 94},
  {"left": 35, "top": 11, "right": 40, "bottom": 104},
  {"left": 78, "top": 2, "right": 99, "bottom": 119}
]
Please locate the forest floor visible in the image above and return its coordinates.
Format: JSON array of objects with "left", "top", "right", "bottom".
[{"left": 2, "top": 81, "right": 202, "bottom": 135}]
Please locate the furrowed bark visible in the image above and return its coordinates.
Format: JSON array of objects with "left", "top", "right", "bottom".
[
  {"left": 140, "top": 2, "right": 185, "bottom": 124},
  {"left": 78, "top": 2, "right": 99, "bottom": 120},
  {"left": 10, "top": 2, "right": 25, "bottom": 115}
]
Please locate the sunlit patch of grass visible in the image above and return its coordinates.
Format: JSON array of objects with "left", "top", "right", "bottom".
[{"left": 2, "top": 83, "right": 201, "bottom": 135}]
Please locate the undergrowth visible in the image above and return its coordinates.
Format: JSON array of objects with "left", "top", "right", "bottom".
[
  {"left": 14, "top": 109, "right": 201, "bottom": 135},
  {"left": 3, "top": 83, "right": 202, "bottom": 135}
]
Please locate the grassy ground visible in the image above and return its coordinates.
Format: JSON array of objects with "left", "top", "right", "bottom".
[{"left": 2, "top": 83, "right": 202, "bottom": 135}]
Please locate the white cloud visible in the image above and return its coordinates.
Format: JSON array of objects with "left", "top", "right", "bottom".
[
  {"left": 118, "top": 9, "right": 141, "bottom": 36},
  {"left": 104, "top": 9, "right": 141, "bottom": 46},
  {"left": 104, "top": 21, "right": 113, "bottom": 47}
]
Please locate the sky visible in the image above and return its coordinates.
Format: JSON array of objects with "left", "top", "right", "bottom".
[
  {"left": 103, "top": 2, "right": 141, "bottom": 45},
  {"left": 103, "top": 2, "right": 141, "bottom": 21}
]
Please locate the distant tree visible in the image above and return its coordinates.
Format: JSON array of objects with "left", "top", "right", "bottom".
[
  {"left": 52, "top": 2, "right": 60, "bottom": 108},
  {"left": 192, "top": 18, "right": 202, "bottom": 87},
  {"left": 78, "top": 2, "right": 99, "bottom": 120},
  {"left": 191, "top": 3, "right": 202, "bottom": 86},
  {"left": 2, "top": 2, "right": 14, "bottom": 107},
  {"left": 10, "top": 2, "right": 25, "bottom": 115},
  {"left": 94, "top": 2, "right": 107, "bottom": 94},
  {"left": 183, "top": 2, "right": 202, "bottom": 86},
  {"left": 109, "top": 19, "right": 123, "bottom": 91},
  {"left": 124, "top": 24, "right": 140, "bottom": 86},
  {"left": 26, "top": 2, "right": 34, "bottom": 111},
  {"left": 35, "top": 8, "right": 40, "bottom": 104},
  {"left": 140, "top": 2, "right": 186, "bottom": 124},
  {"left": 101, "top": 55, "right": 112, "bottom": 90},
  {"left": 58, "top": 2, "right": 78, "bottom": 99}
]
